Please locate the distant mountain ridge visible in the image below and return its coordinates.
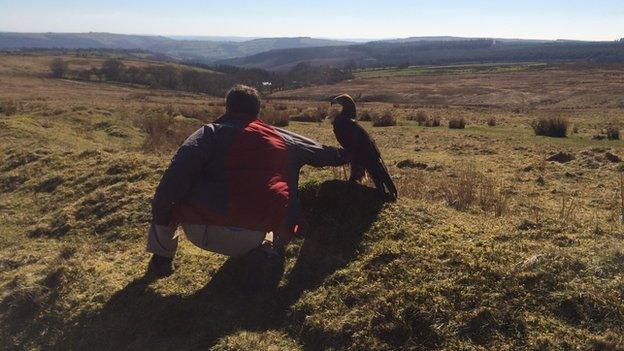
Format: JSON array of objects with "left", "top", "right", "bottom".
[
  {"left": 0, "top": 32, "right": 353, "bottom": 62},
  {"left": 2, "top": 32, "right": 622, "bottom": 71}
]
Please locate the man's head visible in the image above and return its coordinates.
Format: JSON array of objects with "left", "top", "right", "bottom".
[{"left": 226, "top": 85, "right": 261, "bottom": 117}]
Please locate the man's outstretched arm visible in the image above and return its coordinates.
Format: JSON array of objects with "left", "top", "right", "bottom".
[{"left": 277, "top": 128, "right": 350, "bottom": 167}]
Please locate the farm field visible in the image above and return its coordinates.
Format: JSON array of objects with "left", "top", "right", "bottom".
[
  {"left": 352, "top": 62, "right": 548, "bottom": 79},
  {"left": 1, "top": 53, "right": 624, "bottom": 350}
]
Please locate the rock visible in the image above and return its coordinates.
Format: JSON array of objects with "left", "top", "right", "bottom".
[
  {"left": 605, "top": 152, "right": 622, "bottom": 163},
  {"left": 546, "top": 152, "right": 575, "bottom": 163}
]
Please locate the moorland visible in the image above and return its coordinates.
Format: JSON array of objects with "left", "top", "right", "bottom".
[{"left": 1, "top": 51, "right": 624, "bottom": 350}]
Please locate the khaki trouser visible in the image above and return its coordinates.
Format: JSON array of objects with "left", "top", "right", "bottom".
[{"left": 147, "top": 223, "right": 271, "bottom": 258}]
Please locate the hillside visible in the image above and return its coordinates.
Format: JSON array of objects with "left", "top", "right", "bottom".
[
  {"left": 219, "top": 39, "right": 624, "bottom": 71},
  {"left": 1, "top": 54, "right": 624, "bottom": 350},
  {"left": 270, "top": 63, "right": 624, "bottom": 107},
  {"left": 0, "top": 32, "right": 353, "bottom": 62}
]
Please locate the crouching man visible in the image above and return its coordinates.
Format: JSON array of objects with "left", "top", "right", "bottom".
[{"left": 146, "top": 85, "right": 349, "bottom": 291}]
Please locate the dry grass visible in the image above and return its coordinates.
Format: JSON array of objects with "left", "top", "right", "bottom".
[
  {"left": 439, "top": 166, "right": 508, "bottom": 215},
  {"left": 137, "top": 108, "right": 202, "bottom": 153},
  {"left": 177, "top": 104, "right": 224, "bottom": 122},
  {"left": 290, "top": 106, "right": 325, "bottom": 123},
  {"left": 261, "top": 106, "right": 290, "bottom": 127}
]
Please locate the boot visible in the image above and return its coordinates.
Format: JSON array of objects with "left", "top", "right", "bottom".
[{"left": 146, "top": 254, "right": 174, "bottom": 279}]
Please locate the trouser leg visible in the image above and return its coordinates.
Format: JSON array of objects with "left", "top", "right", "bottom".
[
  {"left": 182, "top": 224, "right": 268, "bottom": 257},
  {"left": 146, "top": 223, "right": 179, "bottom": 258}
]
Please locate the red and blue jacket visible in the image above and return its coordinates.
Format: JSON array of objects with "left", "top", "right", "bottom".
[{"left": 151, "top": 113, "right": 348, "bottom": 241}]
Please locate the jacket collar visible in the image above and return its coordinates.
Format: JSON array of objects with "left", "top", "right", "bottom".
[{"left": 215, "top": 112, "right": 258, "bottom": 125}]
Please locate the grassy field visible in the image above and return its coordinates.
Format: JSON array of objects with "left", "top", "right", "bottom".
[
  {"left": 353, "top": 63, "right": 548, "bottom": 79},
  {"left": 1, "top": 53, "right": 624, "bottom": 350}
]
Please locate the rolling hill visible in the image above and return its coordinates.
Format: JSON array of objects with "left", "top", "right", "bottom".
[
  {"left": 219, "top": 39, "right": 624, "bottom": 71},
  {"left": 0, "top": 32, "right": 353, "bottom": 62}
]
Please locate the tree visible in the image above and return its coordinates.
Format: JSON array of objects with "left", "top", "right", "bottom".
[
  {"left": 49, "top": 58, "right": 68, "bottom": 78},
  {"left": 101, "top": 59, "right": 125, "bottom": 81}
]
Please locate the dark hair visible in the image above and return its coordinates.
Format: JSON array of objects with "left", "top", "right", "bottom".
[{"left": 225, "top": 85, "right": 261, "bottom": 116}]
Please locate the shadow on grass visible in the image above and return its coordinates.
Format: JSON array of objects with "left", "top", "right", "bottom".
[{"left": 52, "top": 180, "right": 385, "bottom": 350}]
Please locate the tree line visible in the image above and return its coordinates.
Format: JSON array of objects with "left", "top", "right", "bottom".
[{"left": 48, "top": 57, "right": 352, "bottom": 96}]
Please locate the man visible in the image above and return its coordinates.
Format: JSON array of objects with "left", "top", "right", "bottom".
[{"left": 146, "top": 85, "right": 349, "bottom": 291}]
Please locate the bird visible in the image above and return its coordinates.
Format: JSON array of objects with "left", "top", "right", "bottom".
[{"left": 330, "top": 94, "right": 398, "bottom": 200}]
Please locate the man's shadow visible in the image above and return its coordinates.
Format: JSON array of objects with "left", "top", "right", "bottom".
[{"left": 54, "top": 180, "right": 385, "bottom": 350}]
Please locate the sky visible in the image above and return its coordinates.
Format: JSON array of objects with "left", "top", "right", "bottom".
[{"left": 0, "top": 0, "right": 622, "bottom": 41}]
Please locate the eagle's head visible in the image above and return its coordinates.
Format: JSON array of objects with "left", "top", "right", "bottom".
[{"left": 330, "top": 94, "right": 356, "bottom": 118}]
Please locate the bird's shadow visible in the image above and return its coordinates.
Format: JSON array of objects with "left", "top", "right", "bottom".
[{"left": 53, "top": 180, "right": 385, "bottom": 350}]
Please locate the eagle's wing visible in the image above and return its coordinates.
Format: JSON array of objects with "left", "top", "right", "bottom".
[
  {"left": 333, "top": 119, "right": 366, "bottom": 182},
  {"left": 342, "top": 120, "right": 398, "bottom": 199}
]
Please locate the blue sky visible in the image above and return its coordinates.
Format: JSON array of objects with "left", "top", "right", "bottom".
[{"left": 1, "top": 0, "right": 622, "bottom": 40}]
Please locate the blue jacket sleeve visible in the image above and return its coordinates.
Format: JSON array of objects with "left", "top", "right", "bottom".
[{"left": 151, "top": 125, "right": 213, "bottom": 225}]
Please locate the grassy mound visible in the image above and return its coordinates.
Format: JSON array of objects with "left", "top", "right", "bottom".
[{"left": 3, "top": 146, "right": 623, "bottom": 349}]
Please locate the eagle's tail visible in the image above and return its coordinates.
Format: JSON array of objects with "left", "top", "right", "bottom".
[{"left": 368, "top": 158, "right": 398, "bottom": 200}]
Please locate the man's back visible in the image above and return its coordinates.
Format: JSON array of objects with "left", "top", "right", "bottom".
[{"left": 172, "top": 114, "right": 291, "bottom": 233}]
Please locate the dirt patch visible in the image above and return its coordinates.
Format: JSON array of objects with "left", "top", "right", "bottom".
[
  {"left": 396, "top": 159, "right": 428, "bottom": 169},
  {"left": 546, "top": 152, "right": 575, "bottom": 163}
]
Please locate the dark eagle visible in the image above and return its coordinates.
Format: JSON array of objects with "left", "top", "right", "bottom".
[{"left": 331, "top": 94, "right": 398, "bottom": 200}]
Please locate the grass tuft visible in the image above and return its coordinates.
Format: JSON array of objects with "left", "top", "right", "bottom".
[
  {"left": 1, "top": 99, "right": 18, "bottom": 116},
  {"left": 448, "top": 116, "right": 467, "bottom": 129},
  {"left": 531, "top": 116, "right": 568, "bottom": 138},
  {"left": 358, "top": 109, "right": 373, "bottom": 121},
  {"left": 421, "top": 116, "right": 441, "bottom": 127},
  {"left": 408, "top": 110, "right": 428, "bottom": 124},
  {"left": 605, "top": 126, "right": 620, "bottom": 140},
  {"left": 372, "top": 110, "right": 397, "bottom": 127}
]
